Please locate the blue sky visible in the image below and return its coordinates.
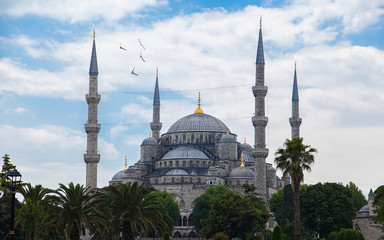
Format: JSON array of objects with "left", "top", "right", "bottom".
[{"left": 1, "top": 0, "right": 384, "bottom": 197}]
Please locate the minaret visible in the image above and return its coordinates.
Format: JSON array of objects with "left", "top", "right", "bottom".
[
  {"left": 84, "top": 30, "right": 101, "bottom": 189},
  {"left": 150, "top": 68, "right": 162, "bottom": 140},
  {"left": 289, "top": 62, "right": 302, "bottom": 139},
  {"left": 252, "top": 18, "right": 268, "bottom": 200}
]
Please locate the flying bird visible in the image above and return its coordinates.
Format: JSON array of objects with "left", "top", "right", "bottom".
[
  {"left": 131, "top": 67, "right": 138, "bottom": 76},
  {"left": 140, "top": 51, "right": 146, "bottom": 62},
  {"left": 120, "top": 43, "right": 127, "bottom": 51},
  {"left": 138, "top": 38, "right": 145, "bottom": 50}
]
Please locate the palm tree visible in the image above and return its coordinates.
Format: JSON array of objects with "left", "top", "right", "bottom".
[
  {"left": 99, "top": 182, "right": 169, "bottom": 240},
  {"left": 17, "top": 183, "right": 58, "bottom": 239},
  {"left": 53, "top": 182, "right": 110, "bottom": 240},
  {"left": 274, "top": 137, "right": 317, "bottom": 240}
]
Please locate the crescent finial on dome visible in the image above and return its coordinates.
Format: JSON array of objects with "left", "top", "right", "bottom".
[
  {"left": 194, "top": 92, "right": 204, "bottom": 114},
  {"left": 240, "top": 152, "right": 245, "bottom": 167},
  {"left": 124, "top": 155, "right": 127, "bottom": 170}
]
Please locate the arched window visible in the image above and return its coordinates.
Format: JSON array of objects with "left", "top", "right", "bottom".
[
  {"left": 155, "top": 179, "right": 158, "bottom": 184},
  {"left": 236, "top": 180, "right": 240, "bottom": 185},
  {"left": 191, "top": 134, "right": 194, "bottom": 142},
  {"left": 169, "top": 161, "right": 173, "bottom": 167},
  {"left": 174, "top": 232, "right": 182, "bottom": 238},
  {"left": 172, "top": 177, "right": 175, "bottom": 183},
  {"left": 178, "top": 217, "right": 182, "bottom": 226},
  {"left": 181, "top": 177, "right": 184, "bottom": 183},
  {"left": 176, "top": 161, "right": 179, "bottom": 167},
  {"left": 164, "top": 161, "right": 167, "bottom": 167},
  {"left": 200, "top": 134, "right": 203, "bottom": 143},
  {"left": 183, "top": 216, "right": 188, "bottom": 226},
  {"left": 188, "top": 216, "right": 193, "bottom": 226},
  {"left": 183, "top": 134, "right": 186, "bottom": 143},
  {"left": 160, "top": 162, "right": 162, "bottom": 168},
  {"left": 175, "top": 135, "right": 178, "bottom": 143}
]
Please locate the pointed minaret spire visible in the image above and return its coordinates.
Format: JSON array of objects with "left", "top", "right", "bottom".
[
  {"left": 194, "top": 92, "right": 204, "bottom": 114},
  {"left": 150, "top": 67, "right": 162, "bottom": 140},
  {"left": 84, "top": 30, "right": 101, "bottom": 189},
  {"left": 252, "top": 18, "right": 268, "bottom": 200},
  {"left": 124, "top": 155, "right": 127, "bottom": 171},
  {"left": 289, "top": 61, "right": 302, "bottom": 139},
  {"left": 256, "top": 17, "right": 265, "bottom": 64}
]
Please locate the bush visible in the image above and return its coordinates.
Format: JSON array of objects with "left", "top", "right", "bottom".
[
  {"left": 212, "top": 232, "right": 229, "bottom": 240},
  {"left": 163, "top": 232, "right": 170, "bottom": 240},
  {"left": 336, "top": 228, "right": 365, "bottom": 240},
  {"left": 272, "top": 226, "right": 283, "bottom": 240},
  {"left": 328, "top": 231, "right": 338, "bottom": 240}
]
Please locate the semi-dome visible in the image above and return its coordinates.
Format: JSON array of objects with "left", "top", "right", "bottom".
[
  {"left": 141, "top": 136, "right": 158, "bottom": 145},
  {"left": 219, "top": 133, "right": 236, "bottom": 143},
  {"left": 167, "top": 113, "right": 230, "bottom": 133},
  {"left": 166, "top": 169, "right": 189, "bottom": 175},
  {"left": 241, "top": 143, "right": 253, "bottom": 151},
  {"left": 227, "top": 167, "right": 254, "bottom": 178},
  {"left": 162, "top": 147, "right": 209, "bottom": 160}
]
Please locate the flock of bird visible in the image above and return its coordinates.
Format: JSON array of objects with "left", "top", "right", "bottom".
[{"left": 120, "top": 38, "right": 146, "bottom": 76}]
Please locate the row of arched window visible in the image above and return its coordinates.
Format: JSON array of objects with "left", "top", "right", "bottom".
[
  {"left": 176, "top": 216, "right": 193, "bottom": 226},
  {"left": 156, "top": 160, "right": 213, "bottom": 168},
  {"left": 151, "top": 177, "right": 203, "bottom": 185},
  {"left": 163, "top": 133, "right": 217, "bottom": 145}
]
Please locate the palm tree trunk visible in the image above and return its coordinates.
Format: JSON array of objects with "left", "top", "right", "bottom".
[{"left": 293, "top": 181, "right": 301, "bottom": 240}]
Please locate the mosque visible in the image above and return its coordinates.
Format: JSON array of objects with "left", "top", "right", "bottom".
[{"left": 84, "top": 22, "right": 302, "bottom": 237}]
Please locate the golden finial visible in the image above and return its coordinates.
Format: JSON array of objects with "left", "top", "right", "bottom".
[
  {"left": 194, "top": 92, "right": 204, "bottom": 114},
  {"left": 124, "top": 155, "right": 127, "bottom": 170},
  {"left": 156, "top": 67, "right": 158, "bottom": 77},
  {"left": 149, "top": 132, "right": 152, "bottom": 138},
  {"left": 244, "top": 137, "right": 246, "bottom": 144},
  {"left": 240, "top": 152, "right": 245, "bottom": 167},
  {"left": 226, "top": 129, "right": 229, "bottom": 135},
  {"left": 93, "top": 28, "right": 95, "bottom": 39},
  {"left": 260, "top": 17, "right": 262, "bottom": 28}
]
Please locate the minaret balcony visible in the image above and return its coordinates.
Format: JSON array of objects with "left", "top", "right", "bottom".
[
  {"left": 84, "top": 153, "right": 100, "bottom": 163},
  {"left": 84, "top": 123, "right": 101, "bottom": 133},
  {"left": 289, "top": 117, "right": 302, "bottom": 127},
  {"left": 252, "top": 147, "right": 269, "bottom": 158},
  {"left": 252, "top": 85, "right": 268, "bottom": 97},
  {"left": 150, "top": 122, "right": 162, "bottom": 131},
  {"left": 252, "top": 116, "right": 268, "bottom": 127},
  {"left": 86, "top": 94, "right": 101, "bottom": 104}
]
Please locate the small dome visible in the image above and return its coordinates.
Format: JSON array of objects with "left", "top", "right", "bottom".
[
  {"left": 241, "top": 143, "right": 253, "bottom": 151},
  {"left": 162, "top": 147, "right": 209, "bottom": 160},
  {"left": 238, "top": 150, "right": 254, "bottom": 162},
  {"left": 268, "top": 166, "right": 276, "bottom": 171},
  {"left": 358, "top": 204, "right": 369, "bottom": 213},
  {"left": 111, "top": 170, "right": 126, "bottom": 182},
  {"left": 219, "top": 133, "right": 236, "bottom": 143},
  {"left": 227, "top": 167, "right": 254, "bottom": 178},
  {"left": 165, "top": 169, "right": 189, "bottom": 175},
  {"left": 141, "top": 137, "right": 158, "bottom": 145}
]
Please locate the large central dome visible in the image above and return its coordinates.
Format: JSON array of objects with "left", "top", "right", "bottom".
[{"left": 167, "top": 113, "right": 230, "bottom": 133}]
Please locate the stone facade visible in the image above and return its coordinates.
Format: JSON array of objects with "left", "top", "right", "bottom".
[{"left": 353, "top": 190, "right": 384, "bottom": 240}]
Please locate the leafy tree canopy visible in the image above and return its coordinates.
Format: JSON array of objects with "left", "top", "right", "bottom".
[
  {"left": 300, "top": 182, "right": 355, "bottom": 237},
  {"left": 345, "top": 182, "right": 367, "bottom": 212},
  {"left": 373, "top": 185, "right": 384, "bottom": 230},
  {"left": 336, "top": 228, "right": 365, "bottom": 240},
  {"left": 149, "top": 190, "right": 180, "bottom": 232}
]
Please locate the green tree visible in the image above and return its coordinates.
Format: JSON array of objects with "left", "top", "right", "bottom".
[
  {"left": 190, "top": 185, "right": 233, "bottom": 232},
  {"left": 272, "top": 226, "right": 283, "bottom": 240},
  {"left": 373, "top": 185, "right": 384, "bottom": 231},
  {"left": 198, "top": 188, "right": 268, "bottom": 239},
  {"left": 212, "top": 232, "right": 229, "bottom": 240},
  {"left": 274, "top": 137, "right": 317, "bottom": 240},
  {"left": 269, "top": 184, "right": 294, "bottom": 228},
  {"left": 300, "top": 182, "right": 355, "bottom": 237},
  {"left": 346, "top": 182, "right": 367, "bottom": 212},
  {"left": 52, "top": 182, "right": 109, "bottom": 240},
  {"left": 149, "top": 190, "right": 180, "bottom": 233},
  {"left": 99, "top": 182, "right": 169, "bottom": 240},
  {"left": 16, "top": 183, "right": 60, "bottom": 240},
  {"left": 336, "top": 228, "right": 365, "bottom": 240}
]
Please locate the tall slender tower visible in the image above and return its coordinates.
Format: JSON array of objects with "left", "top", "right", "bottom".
[
  {"left": 252, "top": 18, "right": 268, "bottom": 200},
  {"left": 289, "top": 62, "right": 302, "bottom": 139},
  {"left": 84, "top": 30, "right": 101, "bottom": 189},
  {"left": 150, "top": 68, "right": 162, "bottom": 140}
]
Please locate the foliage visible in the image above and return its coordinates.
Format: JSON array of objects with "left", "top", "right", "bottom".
[
  {"left": 163, "top": 231, "right": 170, "bottom": 240},
  {"left": 336, "top": 228, "right": 365, "bottom": 240},
  {"left": 373, "top": 185, "right": 384, "bottom": 230},
  {"left": 190, "top": 185, "right": 233, "bottom": 232},
  {"left": 271, "top": 226, "right": 283, "bottom": 240},
  {"left": 274, "top": 137, "right": 317, "bottom": 240},
  {"left": 196, "top": 186, "right": 269, "bottom": 239},
  {"left": 98, "top": 182, "right": 169, "bottom": 240},
  {"left": 345, "top": 182, "right": 367, "bottom": 212},
  {"left": 0, "top": 154, "right": 17, "bottom": 192},
  {"left": 300, "top": 182, "right": 355, "bottom": 237},
  {"left": 328, "top": 231, "right": 338, "bottom": 240},
  {"left": 149, "top": 190, "right": 180, "bottom": 232},
  {"left": 212, "top": 232, "right": 229, "bottom": 240},
  {"left": 269, "top": 184, "right": 294, "bottom": 227},
  {"left": 51, "top": 182, "right": 110, "bottom": 240}
]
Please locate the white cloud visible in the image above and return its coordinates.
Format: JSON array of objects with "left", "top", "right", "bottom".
[
  {"left": 14, "top": 107, "right": 26, "bottom": 113},
  {"left": 0, "top": 0, "right": 165, "bottom": 23}
]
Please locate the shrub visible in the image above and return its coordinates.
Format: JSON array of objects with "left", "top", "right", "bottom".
[
  {"left": 212, "top": 232, "right": 229, "bottom": 240},
  {"left": 336, "top": 228, "right": 365, "bottom": 240},
  {"left": 272, "top": 226, "right": 283, "bottom": 240}
]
